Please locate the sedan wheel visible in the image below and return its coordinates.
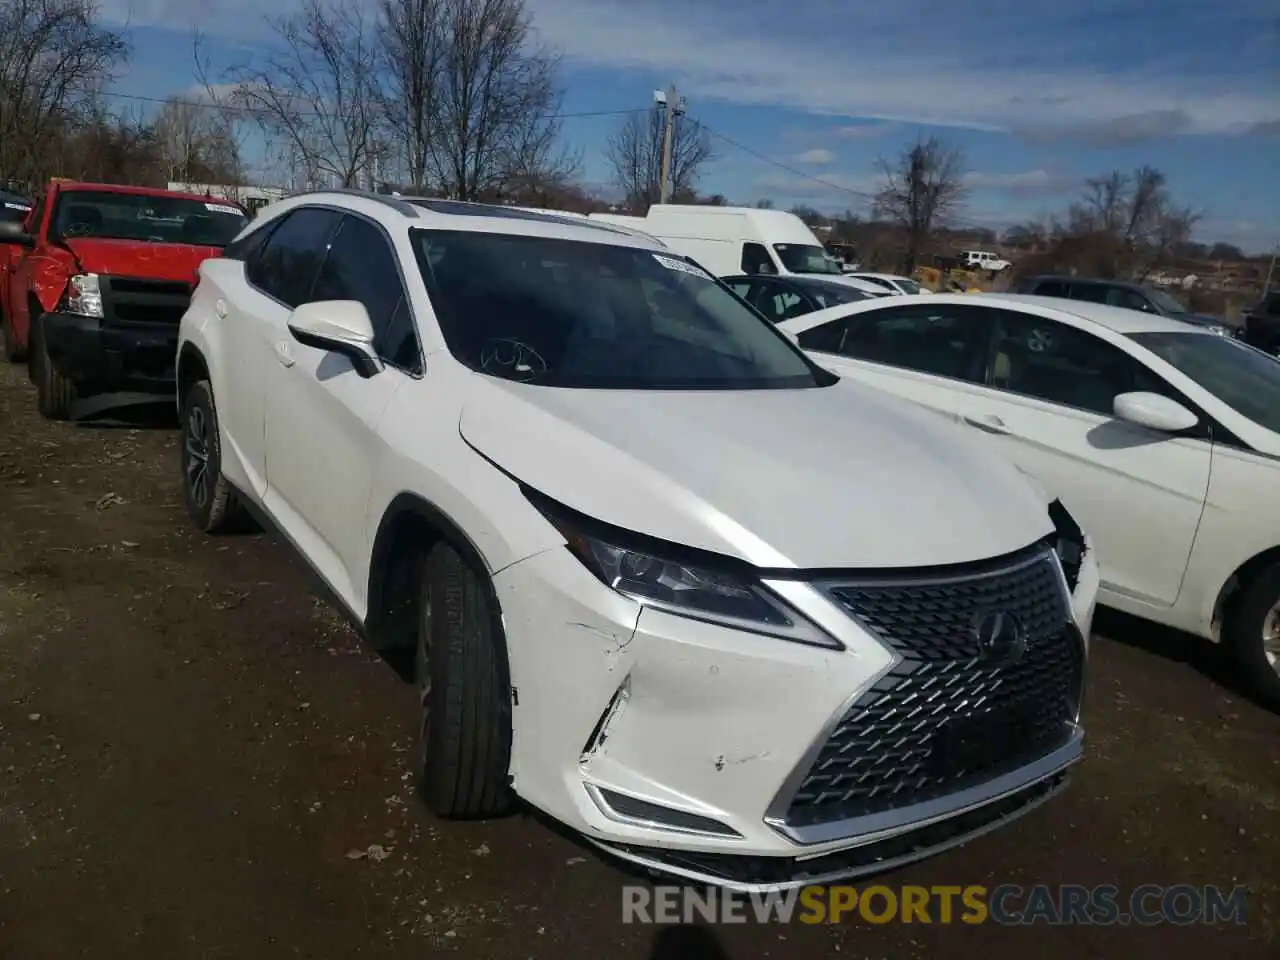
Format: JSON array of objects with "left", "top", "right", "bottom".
[
  {"left": 1263, "top": 602, "right": 1280, "bottom": 677},
  {"left": 1227, "top": 563, "right": 1280, "bottom": 713}
]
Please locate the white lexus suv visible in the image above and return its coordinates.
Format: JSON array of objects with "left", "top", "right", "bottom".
[{"left": 175, "top": 191, "right": 1099, "bottom": 890}]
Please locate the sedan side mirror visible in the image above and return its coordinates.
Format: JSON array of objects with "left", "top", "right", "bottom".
[
  {"left": 0, "top": 220, "right": 35, "bottom": 247},
  {"left": 287, "top": 300, "right": 383, "bottom": 378},
  {"left": 1113, "top": 391, "right": 1198, "bottom": 433}
]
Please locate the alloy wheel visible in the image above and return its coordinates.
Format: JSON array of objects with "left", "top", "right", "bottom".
[
  {"left": 1263, "top": 601, "right": 1280, "bottom": 678},
  {"left": 184, "top": 404, "right": 210, "bottom": 508}
]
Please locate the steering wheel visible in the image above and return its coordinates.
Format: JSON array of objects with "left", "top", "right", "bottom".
[{"left": 478, "top": 338, "right": 548, "bottom": 382}]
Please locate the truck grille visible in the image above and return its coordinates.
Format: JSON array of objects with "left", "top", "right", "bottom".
[
  {"left": 783, "top": 548, "right": 1083, "bottom": 829},
  {"left": 100, "top": 276, "right": 192, "bottom": 327}
]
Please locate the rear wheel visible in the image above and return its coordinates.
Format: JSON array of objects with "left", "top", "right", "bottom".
[
  {"left": 415, "top": 542, "right": 513, "bottom": 818},
  {"left": 179, "top": 379, "right": 248, "bottom": 533},
  {"left": 29, "top": 314, "right": 73, "bottom": 420},
  {"left": 1226, "top": 562, "right": 1280, "bottom": 712}
]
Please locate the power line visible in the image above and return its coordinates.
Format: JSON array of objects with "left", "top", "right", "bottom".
[
  {"left": 99, "top": 89, "right": 648, "bottom": 123},
  {"left": 694, "top": 120, "right": 880, "bottom": 202}
]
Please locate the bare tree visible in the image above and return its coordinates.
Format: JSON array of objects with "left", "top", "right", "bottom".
[
  {"left": 230, "top": 0, "right": 382, "bottom": 188},
  {"left": 0, "top": 0, "right": 129, "bottom": 187},
  {"left": 377, "top": 0, "right": 444, "bottom": 191},
  {"left": 425, "top": 0, "right": 570, "bottom": 200},
  {"left": 873, "top": 137, "right": 967, "bottom": 273},
  {"left": 604, "top": 108, "right": 714, "bottom": 211},
  {"left": 1066, "top": 166, "right": 1199, "bottom": 278}
]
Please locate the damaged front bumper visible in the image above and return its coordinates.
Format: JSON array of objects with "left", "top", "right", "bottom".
[{"left": 494, "top": 538, "right": 1100, "bottom": 891}]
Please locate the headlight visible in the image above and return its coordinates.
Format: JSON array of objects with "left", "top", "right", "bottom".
[
  {"left": 527, "top": 491, "right": 839, "bottom": 648},
  {"left": 63, "top": 273, "right": 104, "bottom": 318}
]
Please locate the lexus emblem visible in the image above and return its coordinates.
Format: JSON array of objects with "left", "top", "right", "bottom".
[{"left": 973, "top": 609, "right": 1027, "bottom": 664}]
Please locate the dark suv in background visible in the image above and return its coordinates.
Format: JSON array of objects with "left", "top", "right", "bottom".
[
  {"left": 1242, "top": 291, "right": 1280, "bottom": 356},
  {"left": 1016, "top": 275, "right": 1237, "bottom": 337}
]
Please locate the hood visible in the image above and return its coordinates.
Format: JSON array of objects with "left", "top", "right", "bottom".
[
  {"left": 63, "top": 237, "right": 223, "bottom": 284},
  {"left": 458, "top": 377, "right": 1053, "bottom": 570}
]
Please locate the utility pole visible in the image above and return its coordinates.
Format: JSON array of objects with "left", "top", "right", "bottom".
[{"left": 656, "top": 84, "right": 685, "bottom": 204}]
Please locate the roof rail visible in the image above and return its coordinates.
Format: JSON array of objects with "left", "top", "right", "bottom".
[{"left": 280, "top": 187, "right": 421, "bottom": 217}]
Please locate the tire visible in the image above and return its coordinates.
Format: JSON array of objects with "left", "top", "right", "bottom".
[
  {"left": 1, "top": 307, "right": 25, "bottom": 363},
  {"left": 29, "top": 313, "right": 73, "bottom": 420},
  {"left": 1225, "top": 562, "right": 1280, "bottom": 712},
  {"left": 415, "top": 541, "right": 513, "bottom": 819},
  {"left": 179, "top": 379, "right": 248, "bottom": 534}
]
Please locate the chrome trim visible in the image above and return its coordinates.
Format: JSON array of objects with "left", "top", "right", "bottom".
[
  {"left": 585, "top": 783, "right": 744, "bottom": 840},
  {"left": 591, "top": 770, "right": 1073, "bottom": 894}
]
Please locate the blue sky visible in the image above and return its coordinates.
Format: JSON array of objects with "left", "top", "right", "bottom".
[{"left": 103, "top": 0, "right": 1279, "bottom": 251}]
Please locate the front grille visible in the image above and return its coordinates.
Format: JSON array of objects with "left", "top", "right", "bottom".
[
  {"left": 101, "top": 275, "right": 192, "bottom": 327},
  {"left": 784, "top": 548, "right": 1083, "bottom": 828}
]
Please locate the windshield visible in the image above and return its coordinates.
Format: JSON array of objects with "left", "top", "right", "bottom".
[
  {"left": 1143, "top": 287, "right": 1190, "bottom": 316},
  {"left": 896, "top": 278, "right": 922, "bottom": 294},
  {"left": 51, "top": 191, "right": 248, "bottom": 247},
  {"left": 1130, "top": 332, "right": 1280, "bottom": 434},
  {"left": 798, "top": 280, "right": 873, "bottom": 308},
  {"left": 1, "top": 194, "right": 31, "bottom": 223},
  {"left": 414, "top": 229, "right": 833, "bottom": 390},
  {"left": 773, "top": 243, "right": 843, "bottom": 275}
]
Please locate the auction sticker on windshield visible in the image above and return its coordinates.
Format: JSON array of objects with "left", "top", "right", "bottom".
[
  {"left": 205, "top": 203, "right": 244, "bottom": 216},
  {"left": 654, "top": 253, "right": 712, "bottom": 279}
]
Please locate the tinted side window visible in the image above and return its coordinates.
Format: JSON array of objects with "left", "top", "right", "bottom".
[
  {"left": 1070, "top": 283, "right": 1110, "bottom": 304},
  {"left": 223, "top": 220, "right": 277, "bottom": 262},
  {"left": 249, "top": 208, "right": 342, "bottom": 307},
  {"left": 796, "top": 316, "right": 848, "bottom": 353},
  {"left": 741, "top": 242, "right": 775, "bottom": 274},
  {"left": 837, "top": 304, "right": 991, "bottom": 382},
  {"left": 987, "top": 310, "right": 1164, "bottom": 415},
  {"left": 1033, "top": 280, "right": 1070, "bottom": 297},
  {"left": 1108, "top": 287, "right": 1153, "bottom": 312},
  {"left": 311, "top": 215, "right": 420, "bottom": 371}
]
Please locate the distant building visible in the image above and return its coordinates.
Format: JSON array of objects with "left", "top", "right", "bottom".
[{"left": 167, "top": 182, "right": 288, "bottom": 214}]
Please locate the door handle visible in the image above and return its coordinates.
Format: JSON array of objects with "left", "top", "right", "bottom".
[
  {"left": 961, "top": 413, "right": 1011, "bottom": 435},
  {"left": 214, "top": 299, "right": 228, "bottom": 318},
  {"left": 273, "top": 340, "right": 295, "bottom": 368}
]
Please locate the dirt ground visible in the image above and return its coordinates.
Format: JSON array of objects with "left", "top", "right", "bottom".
[{"left": 0, "top": 359, "right": 1277, "bottom": 960}]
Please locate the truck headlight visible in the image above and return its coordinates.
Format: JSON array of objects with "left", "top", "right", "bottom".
[{"left": 63, "top": 273, "right": 104, "bottom": 318}]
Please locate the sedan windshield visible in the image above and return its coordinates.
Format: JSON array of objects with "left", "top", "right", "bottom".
[
  {"left": 51, "top": 191, "right": 248, "bottom": 247},
  {"left": 773, "top": 243, "right": 843, "bottom": 275},
  {"left": 414, "top": 229, "right": 833, "bottom": 390},
  {"left": 1131, "top": 332, "right": 1280, "bottom": 434}
]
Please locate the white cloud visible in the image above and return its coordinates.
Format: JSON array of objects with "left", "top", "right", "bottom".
[
  {"left": 103, "top": 0, "right": 1280, "bottom": 140},
  {"left": 790, "top": 148, "right": 834, "bottom": 165}
]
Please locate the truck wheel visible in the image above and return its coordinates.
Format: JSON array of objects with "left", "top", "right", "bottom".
[
  {"left": 1226, "top": 562, "right": 1280, "bottom": 713},
  {"left": 415, "top": 542, "right": 514, "bottom": 819},
  {"left": 29, "top": 315, "right": 74, "bottom": 420},
  {"left": 179, "top": 379, "right": 249, "bottom": 534},
  {"left": 0, "top": 309, "right": 25, "bottom": 363}
]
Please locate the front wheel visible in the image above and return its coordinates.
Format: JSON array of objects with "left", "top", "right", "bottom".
[
  {"left": 29, "top": 315, "right": 73, "bottom": 420},
  {"left": 415, "top": 542, "right": 514, "bottom": 819},
  {"left": 179, "top": 379, "right": 249, "bottom": 534},
  {"left": 1226, "top": 563, "right": 1280, "bottom": 712}
]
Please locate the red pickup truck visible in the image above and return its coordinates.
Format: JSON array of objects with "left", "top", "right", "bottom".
[{"left": 0, "top": 180, "right": 249, "bottom": 419}]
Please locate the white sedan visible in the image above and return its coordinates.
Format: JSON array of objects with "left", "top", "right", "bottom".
[
  {"left": 780, "top": 293, "right": 1280, "bottom": 710},
  {"left": 843, "top": 272, "right": 933, "bottom": 296}
]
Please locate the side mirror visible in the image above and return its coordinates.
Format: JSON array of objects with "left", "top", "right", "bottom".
[
  {"left": 286, "top": 300, "right": 382, "bottom": 378},
  {"left": 0, "top": 220, "right": 35, "bottom": 247},
  {"left": 1113, "top": 391, "right": 1198, "bottom": 433}
]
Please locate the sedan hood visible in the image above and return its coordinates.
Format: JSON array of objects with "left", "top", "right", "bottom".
[
  {"left": 458, "top": 377, "right": 1053, "bottom": 569},
  {"left": 63, "top": 237, "right": 222, "bottom": 284}
]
